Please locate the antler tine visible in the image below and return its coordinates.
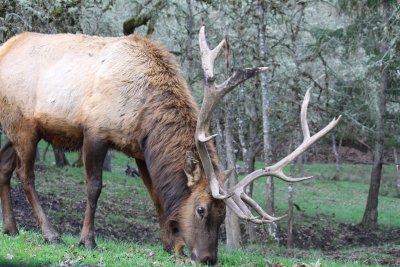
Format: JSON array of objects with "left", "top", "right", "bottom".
[
  {"left": 240, "top": 193, "right": 285, "bottom": 221},
  {"left": 224, "top": 196, "right": 281, "bottom": 223},
  {"left": 199, "top": 26, "right": 225, "bottom": 80}
]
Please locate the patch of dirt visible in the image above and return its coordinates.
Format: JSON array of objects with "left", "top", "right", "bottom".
[
  {"left": 220, "top": 213, "right": 400, "bottom": 266},
  {"left": 226, "top": 213, "right": 400, "bottom": 252},
  {"left": 10, "top": 180, "right": 160, "bottom": 245},
  {"left": 284, "top": 220, "right": 400, "bottom": 250},
  {"left": 315, "top": 145, "right": 374, "bottom": 164},
  {"left": 322, "top": 246, "right": 400, "bottom": 267}
]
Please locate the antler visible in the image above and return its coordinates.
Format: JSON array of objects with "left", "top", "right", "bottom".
[{"left": 196, "top": 26, "right": 341, "bottom": 224}]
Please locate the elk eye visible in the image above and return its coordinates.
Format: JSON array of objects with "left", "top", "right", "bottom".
[{"left": 196, "top": 207, "right": 206, "bottom": 218}]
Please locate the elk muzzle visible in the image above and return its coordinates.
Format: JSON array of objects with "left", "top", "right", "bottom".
[{"left": 190, "top": 247, "right": 217, "bottom": 265}]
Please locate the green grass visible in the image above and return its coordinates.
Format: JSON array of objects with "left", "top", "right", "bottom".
[
  {"left": 0, "top": 230, "right": 177, "bottom": 267},
  {"left": 1, "top": 230, "right": 395, "bottom": 266}
]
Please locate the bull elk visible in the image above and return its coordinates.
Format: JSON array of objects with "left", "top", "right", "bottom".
[{"left": 0, "top": 26, "right": 340, "bottom": 265}]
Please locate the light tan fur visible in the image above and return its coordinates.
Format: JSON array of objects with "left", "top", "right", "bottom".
[{"left": 0, "top": 33, "right": 180, "bottom": 155}]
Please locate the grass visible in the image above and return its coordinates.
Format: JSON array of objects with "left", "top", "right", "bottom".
[
  {"left": 0, "top": 140, "right": 399, "bottom": 266},
  {"left": 0, "top": 230, "right": 177, "bottom": 267},
  {"left": 1, "top": 230, "right": 395, "bottom": 266},
  {"left": 248, "top": 162, "right": 400, "bottom": 226}
]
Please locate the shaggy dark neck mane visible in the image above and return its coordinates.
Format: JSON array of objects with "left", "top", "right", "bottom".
[
  {"left": 141, "top": 93, "right": 220, "bottom": 223},
  {"left": 141, "top": 89, "right": 200, "bottom": 221}
]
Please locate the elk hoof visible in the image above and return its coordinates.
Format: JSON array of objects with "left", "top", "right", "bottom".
[
  {"left": 3, "top": 227, "right": 19, "bottom": 236},
  {"left": 79, "top": 237, "right": 97, "bottom": 249},
  {"left": 43, "top": 231, "right": 62, "bottom": 244}
]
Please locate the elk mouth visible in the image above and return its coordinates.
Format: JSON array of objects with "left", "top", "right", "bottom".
[{"left": 190, "top": 249, "right": 217, "bottom": 266}]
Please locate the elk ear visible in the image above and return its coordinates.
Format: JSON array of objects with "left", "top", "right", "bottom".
[
  {"left": 220, "top": 169, "right": 233, "bottom": 186},
  {"left": 184, "top": 151, "right": 201, "bottom": 188}
]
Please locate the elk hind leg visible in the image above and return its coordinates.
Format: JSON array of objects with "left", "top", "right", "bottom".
[
  {"left": 15, "top": 131, "right": 61, "bottom": 243},
  {"left": 79, "top": 137, "right": 109, "bottom": 249},
  {"left": 0, "top": 141, "right": 17, "bottom": 235}
]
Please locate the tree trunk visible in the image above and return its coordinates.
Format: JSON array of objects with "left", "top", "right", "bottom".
[
  {"left": 224, "top": 97, "right": 241, "bottom": 248},
  {"left": 53, "top": 146, "right": 69, "bottom": 167},
  {"left": 224, "top": 34, "right": 240, "bottom": 249},
  {"left": 361, "top": 142, "right": 384, "bottom": 227},
  {"left": 257, "top": 0, "right": 277, "bottom": 240},
  {"left": 35, "top": 148, "right": 40, "bottom": 162},
  {"left": 362, "top": 64, "right": 387, "bottom": 227},
  {"left": 185, "top": 0, "right": 194, "bottom": 89},
  {"left": 224, "top": 140, "right": 241, "bottom": 248},
  {"left": 212, "top": 108, "right": 225, "bottom": 166},
  {"left": 238, "top": 85, "right": 257, "bottom": 243},
  {"left": 238, "top": 91, "right": 249, "bottom": 174},
  {"left": 295, "top": 128, "right": 303, "bottom": 176},
  {"left": 393, "top": 148, "right": 400, "bottom": 195},
  {"left": 42, "top": 142, "right": 50, "bottom": 161},
  {"left": 332, "top": 134, "right": 341, "bottom": 180},
  {"left": 361, "top": 2, "right": 389, "bottom": 228},
  {"left": 247, "top": 89, "right": 260, "bottom": 178},
  {"left": 122, "top": 0, "right": 167, "bottom": 36},
  {"left": 287, "top": 137, "right": 296, "bottom": 248},
  {"left": 287, "top": 182, "right": 294, "bottom": 248}
]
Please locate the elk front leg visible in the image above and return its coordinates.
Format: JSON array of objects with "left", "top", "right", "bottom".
[
  {"left": 79, "top": 137, "right": 109, "bottom": 249},
  {"left": 0, "top": 141, "right": 17, "bottom": 235}
]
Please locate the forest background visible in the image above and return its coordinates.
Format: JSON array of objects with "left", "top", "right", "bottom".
[{"left": 0, "top": 0, "right": 399, "bottom": 266}]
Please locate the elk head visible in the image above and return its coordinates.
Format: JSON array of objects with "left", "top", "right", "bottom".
[
  {"left": 175, "top": 26, "right": 340, "bottom": 265},
  {"left": 163, "top": 151, "right": 227, "bottom": 265}
]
